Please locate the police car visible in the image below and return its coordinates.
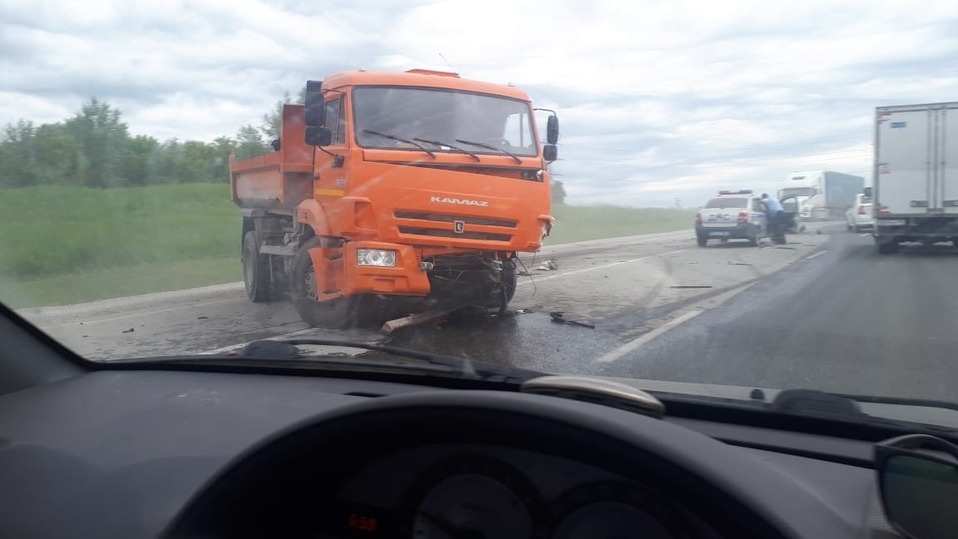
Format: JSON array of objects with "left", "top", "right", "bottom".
[{"left": 694, "top": 190, "right": 768, "bottom": 247}]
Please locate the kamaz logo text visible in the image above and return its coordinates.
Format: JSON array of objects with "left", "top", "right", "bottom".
[{"left": 430, "top": 196, "right": 489, "bottom": 207}]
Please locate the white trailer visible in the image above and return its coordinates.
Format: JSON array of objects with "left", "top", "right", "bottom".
[
  {"left": 873, "top": 102, "right": 958, "bottom": 254},
  {"left": 779, "top": 170, "right": 864, "bottom": 221}
]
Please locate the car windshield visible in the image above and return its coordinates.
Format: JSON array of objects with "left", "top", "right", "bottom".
[
  {"left": 3, "top": 1, "right": 958, "bottom": 431},
  {"left": 704, "top": 198, "right": 748, "bottom": 208},
  {"left": 353, "top": 86, "right": 538, "bottom": 156}
]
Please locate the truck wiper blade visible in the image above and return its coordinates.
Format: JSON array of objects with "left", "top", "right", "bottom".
[
  {"left": 455, "top": 139, "right": 522, "bottom": 163},
  {"left": 363, "top": 129, "right": 436, "bottom": 158},
  {"left": 117, "top": 339, "right": 542, "bottom": 384},
  {"left": 413, "top": 138, "right": 481, "bottom": 162}
]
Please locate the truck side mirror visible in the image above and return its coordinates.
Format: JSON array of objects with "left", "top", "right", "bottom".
[
  {"left": 543, "top": 144, "right": 557, "bottom": 162},
  {"left": 305, "top": 127, "right": 332, "bottom": 147},
  {"left": 304, "top": 80, "right": 326, "bottom": 127},
  {"left": 546, "top": 115, "right": 559, "bottom": 145}
]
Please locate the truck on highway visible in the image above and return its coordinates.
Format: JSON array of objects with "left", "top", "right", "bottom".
[
  {"left": 872, "top": 101, "right": 958, "bottom": 254},
  {"left": 778, "top": 170, "right": 864, "bottom": 221},
  {"left": 229, "top": 69, "right": 559, "bottom": 328}
]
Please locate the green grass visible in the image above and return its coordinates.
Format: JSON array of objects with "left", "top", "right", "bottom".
[
  {"left": 546, "top": 204, "right": 695, "bottom": 244},
  {"left": 0, "top": 185, "right": 693, "bottom": 308},
  {"left": 0, "top": 184, "right": 241, "bottom": 308}
]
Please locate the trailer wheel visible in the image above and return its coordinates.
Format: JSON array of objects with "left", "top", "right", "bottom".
[
  {"left": 290, "top": 237, "right": 357, "bottom": 329},
  {"left": 242, "top": 232, "right": 273, "bottom": 303}
]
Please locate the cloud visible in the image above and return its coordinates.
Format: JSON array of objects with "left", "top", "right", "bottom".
[{"left": 2, "top": 0, "right": 958, "bottom": 206}]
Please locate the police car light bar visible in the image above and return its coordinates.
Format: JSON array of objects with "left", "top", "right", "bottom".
[{"left": 719, "top": 189, "right": 753, "bottom": 195}]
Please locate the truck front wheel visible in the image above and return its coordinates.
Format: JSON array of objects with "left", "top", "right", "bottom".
[
  {"left": 877, "top": 240, "right": 900, "bottom": 255},
  {"left": 290, "top": 237, "right": 357, "bottom": 329},
  {"left": 243, "top": 231, "right": 274, "bottom": 302}
]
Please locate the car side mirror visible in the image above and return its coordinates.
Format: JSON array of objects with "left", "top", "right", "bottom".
[
  {"left": 543, "top": 144, "right": 557, "bottom": 162},
  {"left": 546, "top": 115, "right": 559, "bottom": 145},
  {"left": 305, "top": 127, "right": 332, "bottom": 147},
  {"left": 304, "top": 80, "right": 326, "bottom": 127},
  {"left": 876, "top": 434, "right": 958, "bottom": 539}
]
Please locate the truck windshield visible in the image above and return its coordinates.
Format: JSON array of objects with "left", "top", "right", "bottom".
[
  {"left": 352, "top": 87, "right": 538, "bottom": 157},
  {"left": 780, "top": 187, "right": 817, "bottom": 197}
]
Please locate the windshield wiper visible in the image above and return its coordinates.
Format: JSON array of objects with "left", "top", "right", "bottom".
[
  {"left": 455, "top": 139, "right": 522, "bottom": 163},
  {"left": 362, "top": 129, "right": 436, "bottom": 158},
  {"left": 113, "top": 338, "right": 542, "bottom": 385},
  {"left": 413, "top": 138, "right": 481, "bottom": 162}
]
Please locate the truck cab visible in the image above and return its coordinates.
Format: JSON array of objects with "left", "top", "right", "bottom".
[{"left": 230, "top": 69, "right": 559, "bottom": 328}]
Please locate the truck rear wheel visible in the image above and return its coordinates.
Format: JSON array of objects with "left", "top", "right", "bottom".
[
  {"left": 243, "top": 231, "right": 273, "bottom": 303},
  {"left": 290, "top": 237, "right": 357, "bottom": 329}
]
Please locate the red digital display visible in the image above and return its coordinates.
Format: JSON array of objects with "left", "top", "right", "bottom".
[{"left": 347, "top": 513, "right": 378, "bottom": 533}]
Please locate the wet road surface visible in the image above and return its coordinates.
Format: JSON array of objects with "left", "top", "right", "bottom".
[{"left": 24, "top": 226, "right": 833, "bottom": 371}]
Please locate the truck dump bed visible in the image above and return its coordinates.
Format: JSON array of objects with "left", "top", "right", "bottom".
[{"left": 230, "top": 104, "right": 314, "bottom": 211}]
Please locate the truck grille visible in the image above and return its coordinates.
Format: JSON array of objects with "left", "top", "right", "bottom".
[{"left": 394, "top": 211, "right": 516, "bottom": 242}]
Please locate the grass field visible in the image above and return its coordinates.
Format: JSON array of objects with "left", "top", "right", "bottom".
[{"left": 0, "top": 185, "right": 693, "bottom": 308}]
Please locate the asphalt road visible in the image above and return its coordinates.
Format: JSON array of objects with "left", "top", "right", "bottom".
[
  {"left": 25, "top": 223, "right": 958, "bottom": 402},
  {"left": 21, "top": 228, "right": 830, "bottom": 365},
  {"left": 596, "top": 231, "right": 958, "bottom": 402}
]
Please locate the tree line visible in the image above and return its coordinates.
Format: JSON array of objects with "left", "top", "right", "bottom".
[
  {"left": 0, "top": 92, "right": 300, "bottom": 189},
  {"left": 0, "top": 91, "right": 566, "bottom": 203}
]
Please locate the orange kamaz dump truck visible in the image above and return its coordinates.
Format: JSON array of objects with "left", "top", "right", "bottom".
[{"left": 230, "top": 68, "right": 558, "bottom": 328}]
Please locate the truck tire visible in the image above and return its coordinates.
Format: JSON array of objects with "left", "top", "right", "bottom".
[
  {"left": 243, "top": 231, "right": 273, "bottom": 303},
  {"left": 502, "top": 258, "right": 518, "bottom": 304},
  {"left": 289, "top": 237, "right": 357, "bottom": 329},
  {"left": 696, "top": 234, "right": 707, "bottom": 247},
  {"left": 877, "top": 240, "right": 899, "bottom": 255}
]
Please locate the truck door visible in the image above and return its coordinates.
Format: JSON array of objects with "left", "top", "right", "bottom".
[
  {"left": 876, "top": 107, "right": 937, "bottom": 215},
  {"left": 780, "top": 195, "right": 801, "bottom": 233},
  {"left": 940, "top": 104, "right": 958, "bottom": 214},
  {"left": 313, "top": 96, "right": 349, "bottom": 204}
]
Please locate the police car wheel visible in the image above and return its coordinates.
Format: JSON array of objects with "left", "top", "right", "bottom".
[{"left": 696, "top": 234, "right": 707, "bottom": 247}]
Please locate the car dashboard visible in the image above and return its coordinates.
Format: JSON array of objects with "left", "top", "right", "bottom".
[{"left": 0, "top": 369, "right": 905, "bottom": 539}]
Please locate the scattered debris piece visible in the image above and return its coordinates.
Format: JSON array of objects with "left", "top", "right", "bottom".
[
  {"left": 549, "top": 312, "right": 595, "bottom": 329},
  {"left": 535, "top": 258, "right": 559, "bottom": 271},
  {"left": 670, "top": 285, "right": 713, "bottom": 289},
  {"left": 197, "top": 316, "right": 209, "bottom": 320},
  {"left": 775, "top": 246, "right": 797, "bottom": 250},
  {"left": 122, "top": 328, "right": 134, "bottom": 333},
  {"left": 727, "top": 261, "right": 753, "bottom": 266}
]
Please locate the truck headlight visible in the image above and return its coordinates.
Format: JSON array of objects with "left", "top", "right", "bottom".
[{"left": 357, "top": 249, "right": 397, "bottom": 267}]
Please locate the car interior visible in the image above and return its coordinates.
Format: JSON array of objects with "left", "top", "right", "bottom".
[{"left": 1, "top": 302, "right": 956, "bottom": 539}]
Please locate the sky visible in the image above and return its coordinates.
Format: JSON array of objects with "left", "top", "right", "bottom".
[{"left": 2, "top": 0, "right": 958, "bottom": 207}]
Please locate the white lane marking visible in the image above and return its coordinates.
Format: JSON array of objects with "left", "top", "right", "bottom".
[
  {"left": 593, "top": 309, "right": 704, "bottom": 364},
  {"left": 804, "top": 250, "right": 828, "bottom": 261},
  {"left": 201, "top": 328, "right": 319, "bottom": 354},
  {"left": 518, "top": 249, "right": 688, "bottom": 286}
]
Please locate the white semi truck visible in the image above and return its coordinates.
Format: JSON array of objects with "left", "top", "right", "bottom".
[
  {"left": 778, "top": 170, "right": 864, "bottom": 221},
  {"left": 872, "top": 101, "right": 958, "bottom": 254}
]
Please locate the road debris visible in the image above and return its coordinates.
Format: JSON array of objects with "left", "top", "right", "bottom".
[
  {"left": 122, "top": 328, "right": 134, "bottom": 333},
  {"left": 549, "top": 312, "right": 595, "bottom": 329},
  {"left": 727, "top": 261, "right": 753, "bottom": 266},
  {"left": 536, "top": 258, "right": 559, "bottom": 271}
]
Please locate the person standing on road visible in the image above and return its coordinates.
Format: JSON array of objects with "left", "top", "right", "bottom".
[{"left": 761, "top": 193, "right": 784, "bottom": 237}]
